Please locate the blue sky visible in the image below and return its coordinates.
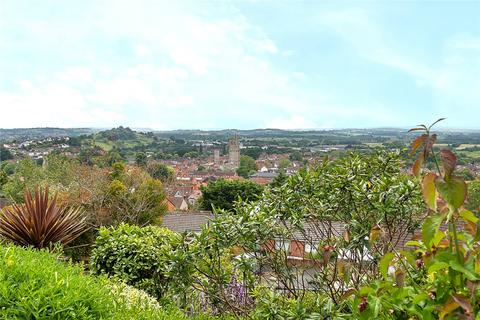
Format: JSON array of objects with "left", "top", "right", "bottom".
[{"left": 0, "top": 1, "right": 479, "bottom": 130}]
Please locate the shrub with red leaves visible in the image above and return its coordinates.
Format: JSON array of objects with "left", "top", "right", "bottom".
[{"left": 0, "top": 186, "right": 88, "bottom": 248}]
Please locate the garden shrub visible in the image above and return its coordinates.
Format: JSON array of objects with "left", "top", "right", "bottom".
[
  {"left": 349, "top": 119, "right": 480, "bottom": 319},
  {"left": 90, "top": 223, "right": 181, "bottom": 300},
  {"left": 0, "top": 243, "right": 186, "bottom": 319}
]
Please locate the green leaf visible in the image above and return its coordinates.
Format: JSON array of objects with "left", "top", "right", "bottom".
[
  {"left": 422, "top": 214, "right": 444, "bottom": 250},
  {"left": 359, "top": 286, "right": 374, "bottom": 296},
  {"left": 427, "top": 261, "right": 449, "bottom": 275},
  {"left": 435, "top": 176, "right": 467, "bottom": 210},
  {"left": 412, "top": 292, "right": 429, "bottom": 304},
  {"left": 422, "top": 173, "right": 438, "bottom": 210},
  {"left": 449, "top": 260, "right": 479, "bottom": 281},
  {"left": 379, "top": 252, "right": 395, "bottom": 279},
  {"left": 459, "top": 209, "right": 478, "bottom": 224},
  {"left": 427, "top": 118, "right": 446, "bottom": 130},
  {"left": 405, "top": 240, "right": 424, "bottom": 248},
  {"left": 432, "top": 230, "right": 446, "bottom": 247},
  {"left": 373, "top": 296, "right": 381, "bottom": 317}
]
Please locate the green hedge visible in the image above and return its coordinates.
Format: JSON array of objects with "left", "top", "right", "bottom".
[
  {"left": 0, "top": 243, "right": 191, "bottom": 319},
  {"left": 90, "top": 223, "right": 181, "bottom": 300}
]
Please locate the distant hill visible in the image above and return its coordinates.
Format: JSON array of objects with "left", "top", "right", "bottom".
[
  {"left": 82, "top": 126, "right": 158, "bottom": 153},
  {"left": 3, "top": 126, "right": 480, "bottom": 147},
  {"left": 97, "top": 126, "right": 138, "bottom": 141},
  {"left": 0, "top": 128, "right": 99, "bottom": 142}
]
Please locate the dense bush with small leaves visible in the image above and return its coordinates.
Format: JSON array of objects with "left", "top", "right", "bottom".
[
  {"left": 90, "top": 223, "right": 181, "bottom": 300},
  {"left": 0, "top": 243, "right": 191, "bottom": 319}
]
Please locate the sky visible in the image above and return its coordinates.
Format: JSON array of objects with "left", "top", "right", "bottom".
[{"left": 0, "top": 0, "right": 479, "bottom": 130}]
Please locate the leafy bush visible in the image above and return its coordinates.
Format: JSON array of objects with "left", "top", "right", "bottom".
[
  {"left": 0, "top": 186, "right": 88, "bottom": 248},
  {"left": 0, "top": 243, "right": 188, "bottom": 319},
  {"left": 349, "top": 119, "right": 480, "bottom": 319},
  {"left": 90, "top": 223, "right": 180, "bottom": 299}
]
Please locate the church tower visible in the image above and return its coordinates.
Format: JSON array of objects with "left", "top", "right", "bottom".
[{"left": 228, "top": 135, "right": 240, "bottom": 169}]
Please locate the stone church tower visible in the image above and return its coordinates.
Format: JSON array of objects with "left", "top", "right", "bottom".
[
  {"left": 213, "top": 149, "right": 220, "bottom": 165},
  {"left": 228, "top": 135, "right": 240, "bottom": 169}
]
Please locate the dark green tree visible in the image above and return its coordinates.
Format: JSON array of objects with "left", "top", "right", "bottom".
[
  {"left": 289, "top": 151, "right": 303, "bottom": 162},
  {"left": 0, "top": 147, "right": 13, "bottom": 161},
  {"left": 236, "top": 155, "right": 257, "bottom": 178},
  {"left": 242, "top": 147, "right": 263, "bottom": 160},
  {"left": 269, "top": 170, "right": 288, "bottom": 188},
  {"left": 105, "top": 149, "right": 125, "bottom": 166},
  {"left": 135, "top": 152, "right": 147, "bottom": 167},
  {"left": 278, "top": 158, "right": 291, "bottom": 172},
  {"left": 147, "top": 162, "right": 174, "bottom": 183},
  {"left": 200, "top": 179, "right": 264, "bottom": 211}
]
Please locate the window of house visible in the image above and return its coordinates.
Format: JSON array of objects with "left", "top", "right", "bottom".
[
  {"left": 275, "top": 239, "right": 290, "bottom": 252},
  {"left": 305, "top": 243, "right": 317, "bottom": 253}
]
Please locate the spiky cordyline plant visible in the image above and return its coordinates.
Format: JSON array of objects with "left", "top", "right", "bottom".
[{"left": 0, "top": 186, "right": 88, "bottom": 248}]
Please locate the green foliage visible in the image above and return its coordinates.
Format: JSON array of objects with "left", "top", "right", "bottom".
[
  {"left": 99, "top": 126, "right": 137, "bottom": 141},
  {"left": 200, "top": 179, "right": 264, "bottom": 211},
  {"left": 111, "top": 161, "right": 125, "bottom": 179},
  {"left": 0, "top": 170, "right": 7, "bottom": 190},
  {"left": 148, "top": 162, "right": 174, "bottom": 183},
  {"left": 237, "top": 155, "right": 257, "bottom": 178},
  {"left": 1, "top": 154, "right": 77, "bottom": 201},
  {"left": 466, "top": 179, "right": 480, "bottom": 212},
  {"left": 251, "top": 287, "right": 337, "bottom": 319},
  {"left": 0, "top": 146, "right": 13, "bottom": 161},
  {"left": 350, "top": 119, "right": 480, "bottom": 319},
  {"left": 182, "top": 149, "right": 423, "bottom": 317},
  {"left": 91, "top": 224, "right": 181, "bottom": 300},
  {"left": 289, "top": 151, "right": 303, "bottom": 162},
  {"left": 242, "top": 147, "right": 263, "bottom": 160},
  {"left": 1, "top": 158, "right": 44, "bottom": 201},
  {"left": 184, "top": 151, "right": 200, "bottom": 158},
  {"left": 456, "top": 168, "right": 475, "bottom": 181},
  {"left": 269, "top": 170, "right": 288, "bottom": 188},
  {"left": 136, "top": 152, "right": 148, "bottom": 167},
  {"left": 105, "top": 173, "right": 167, "bottom": 225},
  {"left": 278, "top": 157, "right": 291, "bottom": 171},
  {"left": 0, "top": 243, "right": 186, "bottom": 320},
  {"left": 105, "top": 148, "right": 125, "bottom": 166}
]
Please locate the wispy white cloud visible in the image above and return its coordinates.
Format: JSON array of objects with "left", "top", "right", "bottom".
[
  {"left": 318, "top": 8, "right": 480, "bottom": 112},
  {"left": 0, "top": 1, "right": 478, "bottom": 129}
]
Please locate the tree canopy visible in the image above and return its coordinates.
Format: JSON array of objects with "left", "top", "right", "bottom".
[
  {"left": 199, "top": 179, "right": 264, "bottom": 211},
  {"left": 236, "top": 155, "right": 257, "bottom": 178}
]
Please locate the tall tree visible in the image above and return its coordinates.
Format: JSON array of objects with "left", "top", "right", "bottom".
[{"left": 236, "top": 155, "right": 257, "bottom": 178}]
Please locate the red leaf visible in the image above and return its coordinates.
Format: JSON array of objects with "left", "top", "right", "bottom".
[
  {"left": 452, "top": 294, "right": 473, "bottom": 318},
  {"left": 439, "top": 149, "right": 457, "bottom": 181},
  {"left": 411, "top": 134, "right": 428, "bottom": 155}
]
